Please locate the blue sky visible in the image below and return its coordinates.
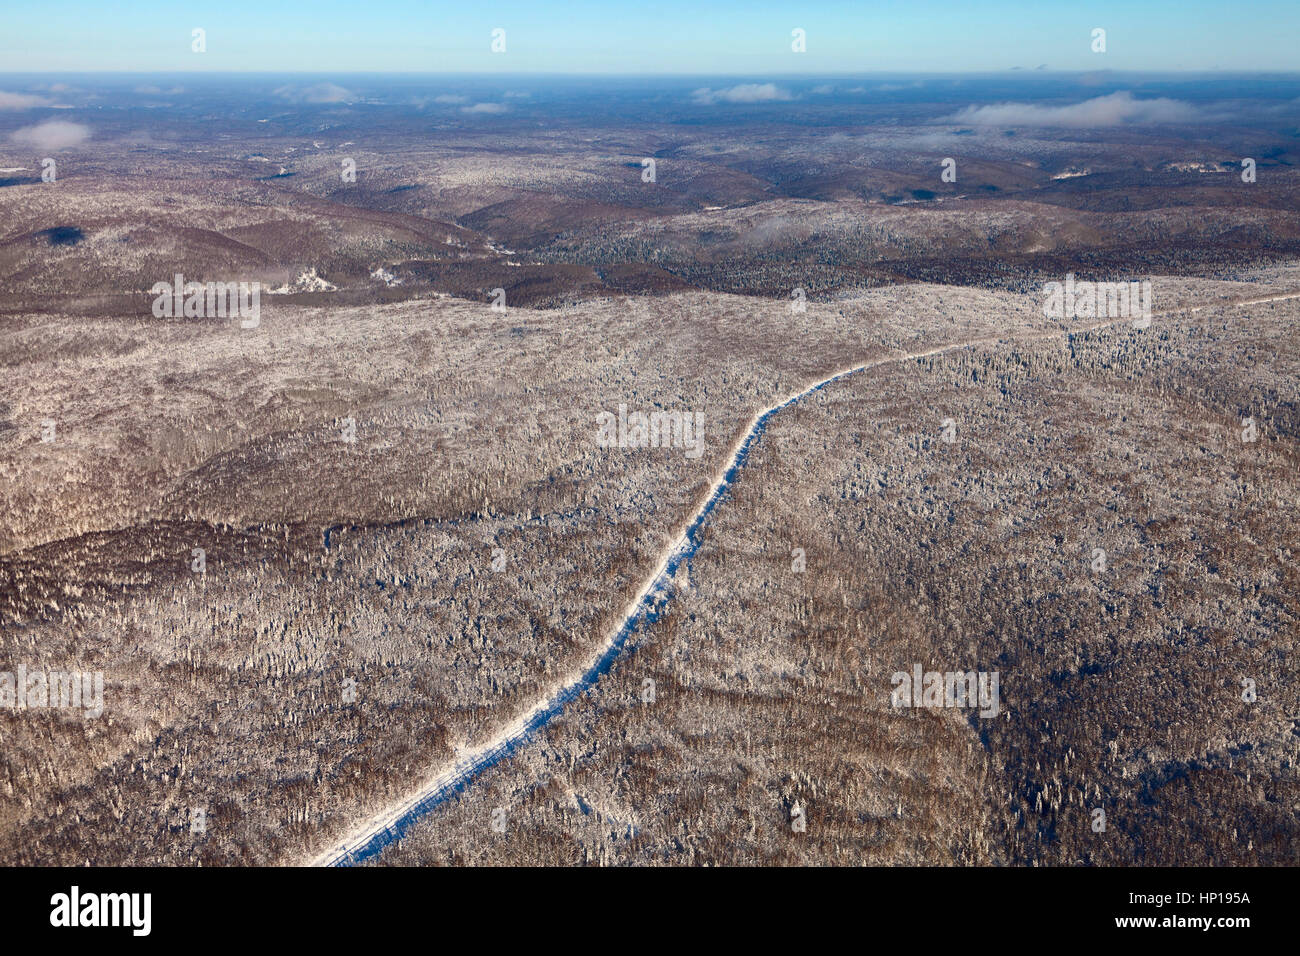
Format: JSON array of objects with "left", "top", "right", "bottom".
[{"left": 2, "top": 1, "right": 1297, "bottom": 73}]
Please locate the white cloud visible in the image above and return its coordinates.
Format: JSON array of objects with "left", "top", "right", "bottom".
[
  {"left": 9, "top": 119, "right": 91, "bottom": 150},
  {"left": 461, "top": 102, "right": 507, "bottom": 114},
  {"left": 304, "top": 83, "right": 354, "bottom": 103},
  {"left": 691, "top": 83, "right": 793, "bottom": 105},
  {"left": 810, "top": 84, "right": 834, "bottom": 95},
  {"left": 274, "top": 83, "right": 354, "bottom": 104},
  {"left": 434, "top": 94, "right": 468, "bottom": 104},
  {"left": 0, "top": 91, "right": 52, "bottom": 110},
  {"left": 947, "top": 91, "right": 1201, "bottom": 127}
]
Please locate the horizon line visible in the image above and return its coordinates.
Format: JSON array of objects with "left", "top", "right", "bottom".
[{"left": 3, "top": 69, "right": 1299, "bottom": 77}]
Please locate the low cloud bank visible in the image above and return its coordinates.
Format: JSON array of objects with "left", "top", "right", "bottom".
[
  {"left": 948, "top": 91, "right": 1200, "bottom": 127},
  {"left": 274, "top": 83, "right": 354, "bottom": 104},
  {"left": 691, "top": 83, "right": 793, "bottom": 105},
  {"left": 0, "top": 91, "right": 52, "bottom": 110},
  {"left": 9, "top": 119, "right": 90, "bottom": 150}
]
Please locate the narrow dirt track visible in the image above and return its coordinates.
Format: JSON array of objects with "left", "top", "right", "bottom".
[{"left": 307, "top": 289, "right": 1300, "bottom": 867}]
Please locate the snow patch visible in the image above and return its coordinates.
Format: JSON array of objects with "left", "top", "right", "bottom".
[{"left": 268, "top": 267, "right": 338, "bottom": 295}]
